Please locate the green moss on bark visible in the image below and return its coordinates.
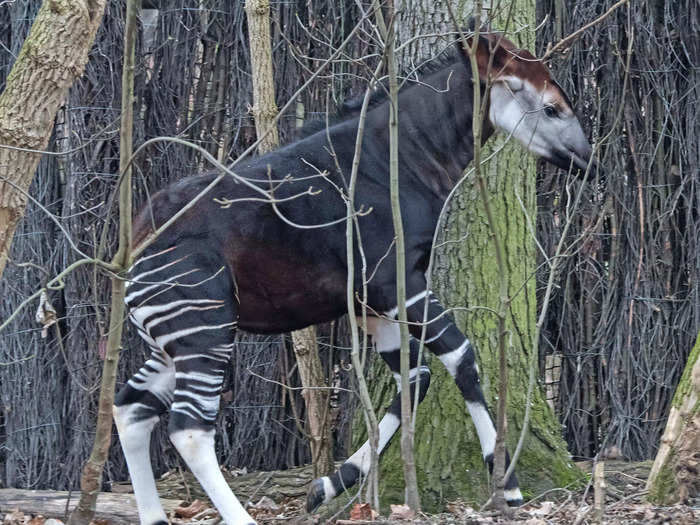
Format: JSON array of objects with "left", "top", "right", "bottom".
[
  {"left": 672, "top": 332, "right": 700, "bottom": 408},
  {"left": 647, "top": 449, "right": 678, "bottom": 505}
]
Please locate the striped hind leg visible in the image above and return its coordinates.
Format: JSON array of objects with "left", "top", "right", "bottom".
[
  {"left": 404, "top": 289, "right": 523, "bottom": 506},
  {"left": 307, "top": 317, "right": 431, "bottom": 512},
  {"left": 117, "top": 247, "right": 256, "bottom": 525},
  {"left": 113, "top": 344, "right": 174, "bottom": 525}
]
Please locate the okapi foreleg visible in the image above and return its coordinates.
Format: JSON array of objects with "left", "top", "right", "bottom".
[
  {"left": 306, "top": 318, "right": 431, "bottom": 512},
  {"left": 405, "top": 290, "right": 524, "bottom": 506}
]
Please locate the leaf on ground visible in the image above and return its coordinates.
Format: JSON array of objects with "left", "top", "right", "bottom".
[
  {"left": 250, "top": 496, "right": 280, "bottom": 511},
  {"left": 174, "top": 499, "right": 210, "bottom": 518},
  {"left": 389, "top": 504, "right": 415, "bottom": 520},
  {"left": 349, "top": 502, "right": 377, "bottom": 521},
  {"left": 528, "top": 501, "right": 554, "bottom": 516}
]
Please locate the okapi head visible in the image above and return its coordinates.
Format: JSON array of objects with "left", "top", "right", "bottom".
[{"left": 463, "top": 30, "right": 596, "bottom": 174}]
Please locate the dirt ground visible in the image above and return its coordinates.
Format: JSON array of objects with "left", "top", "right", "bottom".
[{"left": 2, "top": 461, "right": 698, "bottom": 525}]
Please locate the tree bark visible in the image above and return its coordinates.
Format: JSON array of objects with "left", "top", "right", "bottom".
[
  {"left": 0, "top": 0, "right": 106, "bottom": 279},
  {"left": 358, "top": 1, "right": 583, "bottom": 512},
  {"left": 292, "top": 327, "right": 334, "bottom": 477},
  {"left": 646, "top": 332, "right": 700, "bottom": 504},
  {"left": 245, "top": 0, "right": 333, "bottom": 477},
  {"left": 244, "top": 0, "right": 279, "bottom": 154}
]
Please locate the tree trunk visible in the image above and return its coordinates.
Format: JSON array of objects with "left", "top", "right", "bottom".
[
  {"left": 358, "top": 1, "right": 582, "bottom": 512},
  {"left": 245, "top": 0, "right": 333, "bottom": 477},
  {"left": 0, "top": 0, "right": 106, "bottom": 279},
  {"left": 245, "top": 0, "right": 279, "bottom": 154},
  {"left": 292, "top": 327, "right": 334, "bottom": 477},
  {"left": 646, "top": 332, "right": 700, "bottom": 504}
]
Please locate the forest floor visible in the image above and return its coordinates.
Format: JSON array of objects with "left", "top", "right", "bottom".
[{"left": 1, "top": 461, "right": 698, "bottom": 525}]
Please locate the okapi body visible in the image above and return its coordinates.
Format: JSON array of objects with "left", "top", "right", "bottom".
[{"left": 113, "top": 32, "right": 595, "bottom": 525}]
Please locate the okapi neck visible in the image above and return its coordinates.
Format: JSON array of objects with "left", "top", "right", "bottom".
[{"left": 390, "top": 59, "right": 492, "bottom": 200}]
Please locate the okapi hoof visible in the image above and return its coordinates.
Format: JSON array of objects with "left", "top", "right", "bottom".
[
  {"left": 306, "top": 477, "right": 327, "bottom": 513},
  {"left": 505, "top": 488, "right": 524, "bottom": 507}
]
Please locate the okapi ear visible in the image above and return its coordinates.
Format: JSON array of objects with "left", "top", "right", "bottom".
[{"left": 460, "top": 31, "right": 517, "bottom": 84}]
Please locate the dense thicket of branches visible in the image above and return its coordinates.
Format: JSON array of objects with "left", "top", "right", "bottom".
[
  {"left": 0, "top": 0, "right": 698, "bottom": 491},
  {"left": 536, "top": 0, "right": 699, "bottom": 460},
  {"left": 0, "top": 0, "right": 366, "bottom": 491}
]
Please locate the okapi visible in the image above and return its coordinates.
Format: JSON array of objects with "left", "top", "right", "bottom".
[{"left": 113, "top": 30, "right": 596, "bottom": 525}]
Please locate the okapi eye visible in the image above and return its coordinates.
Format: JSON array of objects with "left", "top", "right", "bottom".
[{"left": 544, "top": 105, "right": 558, "bottom": 118}]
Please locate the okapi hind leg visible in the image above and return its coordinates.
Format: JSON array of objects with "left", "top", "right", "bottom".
[
  {"left": 118, "top": 246, "right": 255, "bottom": 524},
  {"left": 405, "top": 290, "right": 524, "bottom": 507},
  {"left": 113, "top": 346, "right": 174, "bottom": 525},
  {"left": 307, "top": 318, "right": 431, "bottom": 513},
  {"left": 168, "top": 350, "right": 257, "bottom": 525}
]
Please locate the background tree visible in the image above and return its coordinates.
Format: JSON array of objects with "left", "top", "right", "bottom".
[
  {"left": 646, "top": 332, "right": 700, "bottom": 504},
  {"left": 359, "top": 0, "right": 582, "bottom": 511},
  {"left": 0, "top": 0, "right": 106, "bottom": 278}
]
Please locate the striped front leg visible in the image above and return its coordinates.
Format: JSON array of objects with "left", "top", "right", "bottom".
[
  {"left": 405, "top": 290, "right": 523, "bottom": 506},
  {"left": 306, "top": 317, "right": 431, "bottom": 512}
]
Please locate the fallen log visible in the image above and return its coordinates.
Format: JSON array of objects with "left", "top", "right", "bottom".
[
  {"left": 0, "top": 463, "right": 332, "bottom": 523},
  {"left": 0, "top": 489, "right": 182, "bottom": 524}
]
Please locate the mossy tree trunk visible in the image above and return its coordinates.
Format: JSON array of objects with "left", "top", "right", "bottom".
[
  {"left": 358, "top": 0, "right": 583, "bottom": 512},
  {"left": 646, "top": 332, "right": 700, "bottom": 504},
  {"left": 0, "top": 0, "right": 106, "bottom": 279}
]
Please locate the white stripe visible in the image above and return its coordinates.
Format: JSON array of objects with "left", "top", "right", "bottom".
[
  {"left": 438, "top": 340, "right": 469, "bottom": 376},
  {"left": 466, "top": 401, "right": 497, "bottom": 458},
  {"left": 425, "top": 324, "right": 449, "bottom": 344},
  {"left": 144, "top": 303, "right": 224, "bottom": 332},
  {"left": 124, "top": 269, "right": 199, "bottom": 304},
  {"left": 173, "top": 352, "right": 231, "bottom": 363},
  {"left": 175, "top": 370, "right": 224, "bottom": 385},
  {"left": 175, "top": 389, "right": 221, "bottom": 407},
  {"left": 154, "top": 322, "right": 234, "bottom": 348},
  {"left": 128, "top": 246, "right": 178, "bottom": 272},
  {"left": 131, "top": 299, "right": 223, "bottom": 328},
  {"left": 386, "top": 290, "right": 429, "bottom": 318},
  {"left": 130, "top": 256, "right": 188, "bottom": 284},
  {"left": 392, "top": 365, "right": 430, "bottom": 391},
  {"left": 172, "top": 400, "right": 215, "bottom": 421}
]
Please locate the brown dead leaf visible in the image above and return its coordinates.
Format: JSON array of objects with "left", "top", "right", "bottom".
[
  {"left": 389, "top": 504, "right": 415, "bottom": 520},
  {"left": 349, "top": 502, "right": 377, "bottom": 521},
  {"left": 35, "top": 291, "right": 57, "bottom": 339},
  {"left": 174, "top": 499, "right": 210, "bottom": 518}
]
